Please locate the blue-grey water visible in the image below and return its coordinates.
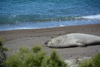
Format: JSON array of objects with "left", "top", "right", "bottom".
[{"left": 0, "top": 0, "right": 100, "bottom": 31}]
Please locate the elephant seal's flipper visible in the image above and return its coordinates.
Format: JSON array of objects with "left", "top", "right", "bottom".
[{"left": 77, "top": 43, "right": 86, "bottom": 47}]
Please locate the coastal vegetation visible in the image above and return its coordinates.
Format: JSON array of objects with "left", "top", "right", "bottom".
[
  {"left": 3, "top": 45, "right": 67, "bottom": 67},
  {"left": 0, "top": 37, "right": 8, "bottom": 67},
  {"left": 0, "top": 37, "right": 100, "bottom": 67},
  {"left": 78, "top": 54, "right": 100, "bottom": 67}
]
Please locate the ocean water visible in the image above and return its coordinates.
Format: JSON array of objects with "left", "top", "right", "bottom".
[{"left": 0, "top": 0, "right": 100, "bottom": 31}]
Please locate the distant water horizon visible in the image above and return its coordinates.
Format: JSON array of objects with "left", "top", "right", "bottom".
[{"left": 0, "top": 0, "right": 100, "bottom": 31}]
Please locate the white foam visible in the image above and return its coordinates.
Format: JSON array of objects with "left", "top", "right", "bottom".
[
  {"left": 59, "top": 24, "right": 65, "bottom": 27},
  {"left": 80, "top": 14, "right": 100, "bottom": 20}
]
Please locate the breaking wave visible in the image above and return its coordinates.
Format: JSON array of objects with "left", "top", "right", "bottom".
[{"left": 0, "top": 14, "right": 100, "bottom": 24}]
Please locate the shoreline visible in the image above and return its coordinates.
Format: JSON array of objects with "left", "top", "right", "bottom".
[
  {"left": 0, "top": 22, "right": 100, "bottom": 32},
  {"left": 0, "top": 23, "right": 100, "bottom": 31},
  {"left": 0, "top": 24, "right": 100, "bottom": 60}
]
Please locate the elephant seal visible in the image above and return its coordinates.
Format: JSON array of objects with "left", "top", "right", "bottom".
[{"left": 44, "top": 33, "right": 100, "bottom": 48}]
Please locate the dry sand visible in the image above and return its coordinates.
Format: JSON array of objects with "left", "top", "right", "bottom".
[{"left": 0, "top": 24, "right": 100, "bottom": 60}]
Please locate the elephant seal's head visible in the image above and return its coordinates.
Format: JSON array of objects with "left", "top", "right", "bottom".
[{"left": 44, "top": 36, "right": 62, "bottom": 47}]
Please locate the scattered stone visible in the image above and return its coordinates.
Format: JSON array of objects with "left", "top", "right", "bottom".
[{"left": 64, "top": 57, "right": 91, "bottom": 67}]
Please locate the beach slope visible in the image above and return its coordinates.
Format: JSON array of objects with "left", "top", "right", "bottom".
[{"left": 0, "top": 24, "right": 100, "bottom": 59}]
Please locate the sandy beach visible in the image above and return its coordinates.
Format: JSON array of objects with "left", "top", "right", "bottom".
[{"left": 0, "top": 24, "right": 100, "bottom": 60}]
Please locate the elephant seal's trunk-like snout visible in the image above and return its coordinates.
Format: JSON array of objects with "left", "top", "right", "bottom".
[{"left": 44, "top": 40, "right": 49, "bottom": 45}]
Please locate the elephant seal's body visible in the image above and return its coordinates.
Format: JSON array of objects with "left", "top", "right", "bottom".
[{"left": 44, "top": 33, "right": 100, "bottom": 48}]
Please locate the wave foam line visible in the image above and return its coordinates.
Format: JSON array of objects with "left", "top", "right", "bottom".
[{"left": 80, "top": 14, "right": 100, "bottom": 20}]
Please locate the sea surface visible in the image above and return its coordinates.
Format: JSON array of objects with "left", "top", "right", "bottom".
[{"left": 0, "top": 0, "right": 100, "bottom": 31}]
